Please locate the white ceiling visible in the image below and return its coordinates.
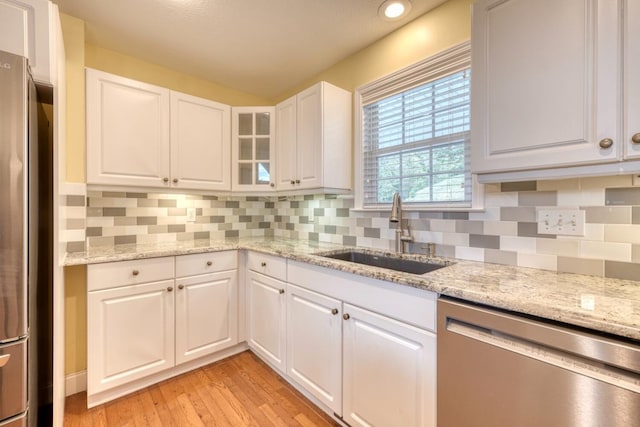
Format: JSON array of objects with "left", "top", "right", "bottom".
[{"left": 52, "top": 0, "right": 448, "bottom": 99}]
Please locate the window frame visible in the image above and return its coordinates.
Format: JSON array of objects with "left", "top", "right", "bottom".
[{"left": 354, "top": 41, "right": 483, "bottom": 211}]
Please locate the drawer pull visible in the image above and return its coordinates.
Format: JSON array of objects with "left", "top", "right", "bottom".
[
  {"left": 632, "top": 133, "right": 640, "bottom": 144},
  {"left": 206, "top": 261, "right": 213, "bottom": 266},
  {"left": 132, "top": 270, "right": 139, "bottom": 276},
  {"left": 343, "top": 313, "right": 350, "bottom": 320},
  {"left": 331, "top": 308, "right": 339, "bottom": 315},
  {"left": 0, "top": 354, "right": 10, "bottom": 368},
  {"left": 167, "top": 286, "right": 174, "bottom": 292},
  {"left": 261, "top": 262, "right": 267, "bottom": 267},
  {"left": 178, "top": 284, "right": 184, "bottom": 290},
  {"left": 279, "top": 289, "right": 285, "bottom": 294}
]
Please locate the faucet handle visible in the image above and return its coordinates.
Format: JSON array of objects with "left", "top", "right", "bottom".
[{"left": 421, "top": 243, "right": 436, "bottom": 257}]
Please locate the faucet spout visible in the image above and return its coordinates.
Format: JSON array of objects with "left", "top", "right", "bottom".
[{"left": 389, "top": 192, "right": 413, "bottom": 253}]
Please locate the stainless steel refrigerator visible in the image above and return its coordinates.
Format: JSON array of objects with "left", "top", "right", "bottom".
[{"left": 0, "top": 50, "right": 53, "bottom": 427}]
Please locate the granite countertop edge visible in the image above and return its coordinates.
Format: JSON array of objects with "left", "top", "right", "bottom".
[{"left": 63, "top": 238, "right": 640, "bottom": 342}]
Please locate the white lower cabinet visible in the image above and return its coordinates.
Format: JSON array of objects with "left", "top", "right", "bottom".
[
  {"left": 246, "top": 270, "right": 287, "bottom": 372},
  {"left": 342, "top": 304, "right": 436, "bottom": 427}
]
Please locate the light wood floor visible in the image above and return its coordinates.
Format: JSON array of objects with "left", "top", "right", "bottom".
[{"left": 64, "top": 351, "right": 340, "bottom": 427}]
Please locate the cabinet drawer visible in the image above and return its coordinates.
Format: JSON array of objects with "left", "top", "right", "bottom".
[
  {"left": 87, "top": 257, "right": 175, "bottom": 292},
  {"left": 247, "top": 251, "right": 287, "bottom": 281},
  {"left": 175, "top": 251, "right": 237, "bottom": 277}
]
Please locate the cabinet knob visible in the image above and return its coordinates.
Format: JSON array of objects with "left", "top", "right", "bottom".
[
  {"left": 163, "top": 177, "right": 169, "bottom": 183},
  {"left": 343, "top": 313, "right": 350, "bottom": 320},
  {"left": 295, "top": 179, "right": 300, "bottom": 184},
  {"left": 173, "top": 178, "right": 178, "bottom": 184},
  {"left": 132, "top": 270, "right": 139, "bottom": 276},
  {"left": 331, "top": 308, "right": 339, "bottom": 315},
  {"left": 178, "top": 284, "right": 184, "bottom": 290},
  {"left": 261, "top": 262, "right": 267, "bottom": 267},
  {"left": 206, "top": 261, "right": 213, "bottom": 266},
  {"left": 632, "top": 133, "right": 640, "bottom": 144},
  {"left": 167, "top": 286, "right": 174, "bottom": 292},
  {"left": 270, "top": 182, "right": 275, "bottom": 188},
  {"left": 290, "top": 180, "right": 295, "bottom": 185},
  {"left": 599, "top": 138, "right": 614, "bottom": 149},
  {"left": 279, "top": 289, "right": 285, "bottom": 294}
]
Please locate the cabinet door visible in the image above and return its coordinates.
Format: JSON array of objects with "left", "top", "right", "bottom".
[
  {"left": 87, "top": 279, "right": 175, "bottom": 395},
  {"left": 471, "top": 0, "right": 620, "bottom": 173},
  {"left": 342, "top": 304, "right": 436, "bottom": 427},
  {"left": 275, "top": 95, "right": 297, "bottom": 190},
  {"left": 0, "top": 0, "right": 52, "bottom": 84},
  {"left": 286, "top": 284, "right": 342, "bottom": 414},
  {"left": 232, "top": 107, "right": 276, "bottom": 191},
  {"left": 86, "top": 68, "right": 171, "bottom": 187},
  {"left": 296, "top": 83, "right": 323, "bottom": 189},
  {"left": 171, "top": 92, "right": 231, "bottom": 191},
  {"left": 175, "top": 270, "right": 238, "bottom": 365},
  {"left": 624, "top": 0, "right": 640, "bottom": 159},
  {"left": 246, "top": 271, "right": 286, "bottom": 372}
]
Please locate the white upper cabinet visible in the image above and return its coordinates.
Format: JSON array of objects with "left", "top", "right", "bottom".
[
  {"left": 624, "top": 0, "right": 640, "bottom": 159},
  {"left": 276, "top": 81, "right": 352, "bottom": 192},
  {"left": 0, "top": 0, "right": 55, "bottom": 85},
  {"left": 86, "top": 69, "right": 231, "bottom": 190},
  {"left": 171, "top": 92, "right": 231, "bottom": 191},
  {"left": 471, "top": 0, "right": 621, "bottom": 174},
  {"left": 231, "top": 107, "right": 276, "bottom": 192}
]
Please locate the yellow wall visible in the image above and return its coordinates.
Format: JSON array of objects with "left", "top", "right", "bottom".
[
  {"left": 272, "top": 0, "right": 473, "bottom": 103},
  {"left": 62, "top": 0, "right": 472, "bottom": 376}
]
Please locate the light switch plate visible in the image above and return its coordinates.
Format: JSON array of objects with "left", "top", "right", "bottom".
[{"left": 537, "top": 209, "right": 585, "bottom": 236}]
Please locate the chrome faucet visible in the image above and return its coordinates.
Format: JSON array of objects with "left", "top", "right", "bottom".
[{"left": 389, "top": 192, "right": 413, "bottom": 253}]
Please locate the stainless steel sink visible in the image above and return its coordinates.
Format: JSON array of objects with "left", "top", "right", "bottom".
[{"left": 319, "top": 250, "right": 450, "bottom": 275}]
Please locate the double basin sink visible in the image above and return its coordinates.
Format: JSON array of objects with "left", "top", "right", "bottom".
[{"left": 317, "top": 249, "right": 451, "bottom": 275}]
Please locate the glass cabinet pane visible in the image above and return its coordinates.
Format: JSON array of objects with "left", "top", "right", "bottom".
[
  {"left": 256, "top": 113, "right": 270, "bottom": 135},
  {"left": 239, "top": 163, "right": 253, "bottom": 185},
  {"left": 256, "top": 138, "right": 270, "bottom": 160},
  {"left": 239, "top": 138, "right": 253, "bottom": 160},
  {"left": 238, "top": 113, "right": 253, "bottom": 135},
  {"left": 256, "top": 162, "right": 270, "bottom": 184}
]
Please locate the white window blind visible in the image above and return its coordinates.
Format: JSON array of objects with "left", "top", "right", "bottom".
[{"left": 358, "top": 42, "right": 472, "bottom": 208}]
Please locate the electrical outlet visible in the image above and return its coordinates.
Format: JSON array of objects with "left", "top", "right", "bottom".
[
  {"left": 186, "top": 207, "right": 196, "bottom": 223},
  {"left": 537, "top": 209, "right": 585, "bottom": 236}
]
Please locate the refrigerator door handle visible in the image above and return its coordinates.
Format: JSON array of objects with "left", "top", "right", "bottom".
[{"left": 0, "top": 354, "right": 10, "bottom": 368}]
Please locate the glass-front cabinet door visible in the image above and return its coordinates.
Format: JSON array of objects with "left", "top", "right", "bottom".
[{"left": 232, "top": 107, "right": 276, "bottom": 192}]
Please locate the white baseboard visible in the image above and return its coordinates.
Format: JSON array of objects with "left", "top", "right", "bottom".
[{"left": 65, "top": 370, "right": 87, "bottom": 396}]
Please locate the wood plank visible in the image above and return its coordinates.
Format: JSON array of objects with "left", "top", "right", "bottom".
[{"left": 64, "top": 351, "right": 339, "bottom": 427}]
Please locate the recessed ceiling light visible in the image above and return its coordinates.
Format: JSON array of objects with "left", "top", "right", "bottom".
[{"left": 378, "top": 0, "right": 412, "bottom": 21}]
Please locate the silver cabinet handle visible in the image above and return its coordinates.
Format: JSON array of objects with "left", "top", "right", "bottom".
[
  {"left": 343, "top": 313, "right": 350, "bottom": 320},
  {"left": 599, "top": 138, "right": 614, "bottom": 149},
  {"left": 331, "top": 308, "right": 339, "bottom": 315},
  {"left": 290, "top": 180, "right": 295, "bottom": 185},
  {"left": 295, "top": 179, "right": 300, "bottom": 184},
  {"left": 0, "top": 354, "right": 10, "bottom": 368},
  {"left": 163, "top": 177, "right": 169, "bottom": 183},
  {"left": 178, "top": 284, "right": 184, "bottom": 290},
  {"left": 206, "top": 261, "right": 213, "bottom": 266},
  {"left": 132, "top": 270, "right": 139, "bottom": 276},
  {"left": 279, "top": 289, "right": 285, "bottom": 294},
  {"left": 167, "top": 286, "right": 174, "bottom": 292},
  {"left": 632, "top": 133, "right": 640, "bottom": 144},
  {"left": 173, "top": 178, "right": 178, "bottom": 184}
]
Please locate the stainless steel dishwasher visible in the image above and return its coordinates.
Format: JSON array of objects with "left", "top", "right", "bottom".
[{"left": 437, "top": 297, "right": 640, "bottom": 427}]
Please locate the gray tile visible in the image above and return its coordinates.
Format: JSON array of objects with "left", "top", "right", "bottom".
[
  {"left": 304, "top": 195, "right": 314, "bottom": 200},
  {"left": 137, "top": 198, "right": 159, "bottom": 207},
  {"left": 517, "top": 222, "right": 555, "bottom": 238},
  {"left": 259, "top": 222, "right": 271, "bottom": 229},
  {"left": 159, "top": 199, "right": 177, "bottom": 208},
  {"left": 436, "top": 244, "right": 456, "bottom": 257},
  {"left": 225, "top": 201, "right": 240, "bottom": 208},
  {"left": 102, "top": 191, "right": 127, "bottom": 198},
  {"left": 87, "top": 236, "right": 115, "bottom": 247},
  {"left": 103, "top": 207, "right": 126, "bottom": 217},
  {"left": 419, "top": 212, "right": 444, "bottom": 219},
  {"left": 484, "top": 249, "right": 517, "bottom": 266},
  {"left": 194, "top": 231, "right": 210, "bottom": 239},
  {"left": 456, "top": 220, "right": 484, "bottom": 234},
  {"left": 239, "top": 215, "right": 252, "bottom": 223},
  {"left": 364, "top": 227, "right": 380, "bottom": 238},
  {"left": 356, "top": 217, "right": 372, "bottom": 227},
  {"left": 337, "top": 208, "right": 350, "bottom": 217},
  {"left": 518, "top": 191, "right": 557, "bottom": 207},
  {"left": 469, "top": 234, "right": 500, "bottom": 249},
  {"left": 604, "top": 261, "right": 640, "bottom": 280},
  {"left": 501, "top": 181, "right": 537, "bottom": 192},
  {"left": 66, "top": 241, "right": 86, "bottom": 253},
  {"left": 211, "top": 216, "right": 225, "bottom": 223},
  {"left": 290, "top": 201, "right": 299, "bottom": 208},
  {"left": 203, "top": 195, "right": 218, "bottom": 201},
  {"left": 633, "top": 207, "right": 640, "bottom": 224},
  {"left": 443, "top": 212, "right": 469, "bottom": 220},
  {"left": 66, "top": 218, "right": 85, "bottom": 229},
  {"left": 286, "top": 223, "right": 294, "bottom": 231},
  {"left": 314, "top": 208, "right": 325, "bottom": 216},
  {"left": 299, "top": 216, "right": 309, "bottom": 224},
  {"left": 114, "top": 235, "right": 136, "bottom": 245},
  {"left": 325, "top": 225, "right": 337, "bottom": 234},
  {"left": 137, "top": 216, "right": 158, "bottom": 225},
  {"left": 225, "top": 230, "right": 239, "bottom": 238},
  {"left": 245, "top": 196, "right": 259, "bottom": 202},
  {"left": 168, "top": 224, "right": 186, "bottom": 233},
  {"left": 114, "top": 216, "right": 137, "bottom": 226},
  {"left": 584, "top": 207, "right": 632, "bottom": 224},
  {"left": 149, "top": 225, "right": 169, "bottom": 234},
  {"left": 309, "top": 232, "right": 319, "bottom": 241},
  {"left": 65, "top": 195, "right": 86, "bottom": 206},
  {"left": 343, "top": 235, "right": 357, "bottom": 246},
  {"left": 557, "top": 257, "right": 604, "bottom": 277},
  {"left": 605, "top": 188, "right": 640, "bottom": 206},
  {"left": 126, "top": 192, "right": 147, "bottom": 198},
  {"left": 87, "top": 207, "right": 102, "bottom": 217},
  {"left": 265, "top": 202, "right": 275, "bottom": 209},
  {"left": 500, "top": 207, "right": 537, "bottom": 222}
]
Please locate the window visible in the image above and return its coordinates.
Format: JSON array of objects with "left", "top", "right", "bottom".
[{"left": 356, "top": 42, "right": 472, "bottom": 209}]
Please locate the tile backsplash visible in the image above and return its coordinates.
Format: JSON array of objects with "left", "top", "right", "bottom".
[{"left": 77, "top": 174, "right": 640, "bottom": 280}]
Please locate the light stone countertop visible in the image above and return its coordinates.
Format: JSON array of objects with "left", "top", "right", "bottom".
[{"left": 64, "top": 237, "right": 640, "bottom": 342}]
